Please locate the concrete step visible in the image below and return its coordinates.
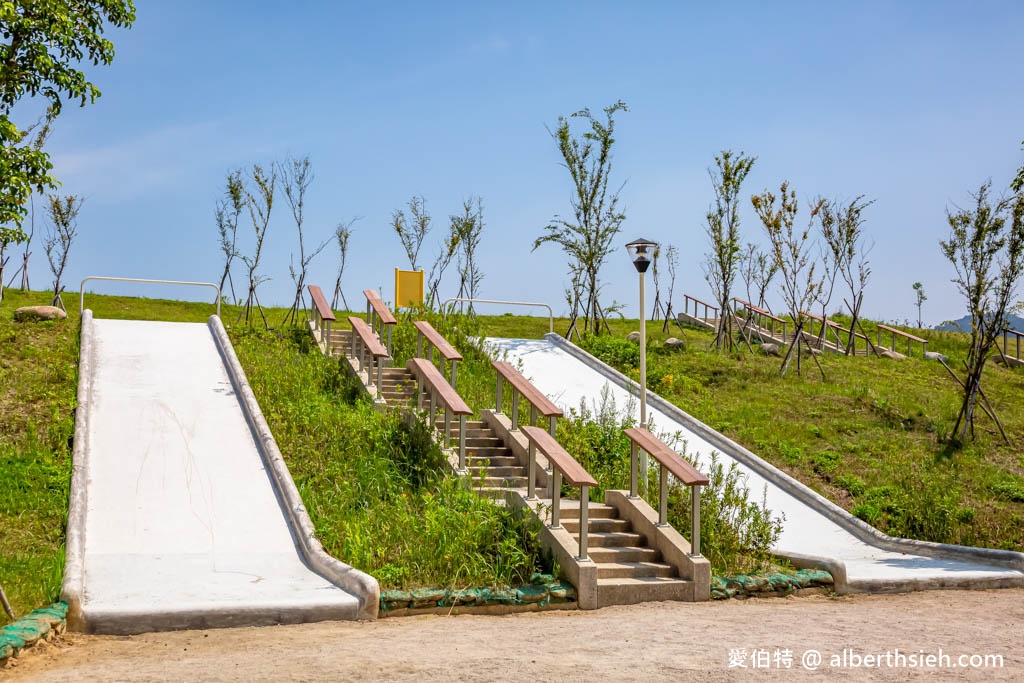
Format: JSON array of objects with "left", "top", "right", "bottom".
[
  {"left": 572, "top": 530, "right": 645, "bottom": 548},
  {"left": 595, "top": 561, "right": 677, "bottom": 579},
  {"left": 460, "top": 436, "right": 503, "bottom": 448},
  {"left": 466, "top": 455, "right": 519, "bottom": 468},
  {"left": 561, "top": 517, "right": 633, "bottom": 534},
  {"left": 464, "top": 446, "right": 514, "bottom": 460},
  {"left": 596, "top": 576, "right": 692, "bottom": 607},
  {"left": 547, "top": 502, "right": 618, "bottom": 520},
  {"left": 466, "top": 465, "right": 527, "bottom": 478},
  {"left": 436, "top": 420, "right": 485, "bottom": 431},
  {"left": 471, "top": 475, "right": 528, "bottom": 489},
  {"left": 585, "top": 546, "right": 662, "bottom": 564}
]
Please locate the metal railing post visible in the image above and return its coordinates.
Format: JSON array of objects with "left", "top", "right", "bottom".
[
  {"left": 459, "top": 414, "right": 467, "bottom": 472},
  {"left": 527, "top": 440, "right": 537, "bottom": 500},
  {"left": 325, "top": 319, "right": 332, "bottom": 356},
  {"left": 511, "top": 392, "right": 520, "bottom": 430},
  {"left": 529, "top": 405, "right": 537, "bottom": 429},
  {"left": 387, "top": 325, "right": 393, "bottom": 357},
  {"left": 658, "top": 465, "right": 668, "bottom": 526},
  {"left": 577, "top": 486, "right": 589, "bottom": 561},
  {"left": 444, "top": 407, "right": 451, "bottom": 447},
  {"left": 629, "top": 442, "right": 639, "bottom": 499},
  {"left": 450, "top": 360, "right": 458, "bottom": 391},
  {"left": 416, "top": 376, "right": 424, "bottom": 411},
  {"left": 549, "top": 469, "right": 562, "bottom": 528},
  {"left": 417, "top": 332, "right": 423, "bottom": 358},
  {"left": 495, "top": 376, "right": 503, "bottom": 412},
  {"left": 376, "top": 358, "right": 382, "bottom": 395},
  {"left": 691, "top": 486, "right": 702, "bottom": 557},
  {"left": 548, "top": 416, "right": 556, "bottom": 438}
]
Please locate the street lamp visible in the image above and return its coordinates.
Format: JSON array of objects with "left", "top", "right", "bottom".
[{"left": 625, "top": 237, "right": 658, "bottom": 492}]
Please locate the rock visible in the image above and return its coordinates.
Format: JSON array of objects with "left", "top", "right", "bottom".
[
  {"left": 13, "top": 305, "right": 67, "bottom": 322},
  {"left": 515, "top": 585, "right": 550, "bottom": 604},
  {"left": 879, "top": 350, "right": 906, "bottom": 361},
  {"left": 924, "top": 351, "right": 948, "bottom": 363},
  {"left": 626, "top": 331, "right": 641, "bottom": 343},
  {"left": 664, "top": 337, "right": 684, "bottom": 350},
  {"left": 760, "top": 342, "right": 781, "bottom": 357}
]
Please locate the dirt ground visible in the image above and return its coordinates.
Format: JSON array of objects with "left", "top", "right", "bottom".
[{"left": 4, "top": 589, "right": 1023, "bottom": 681}]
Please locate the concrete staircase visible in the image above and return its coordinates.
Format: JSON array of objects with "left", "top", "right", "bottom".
[{"left": 436, "top": 419, "right": 529, "bottom": 498}]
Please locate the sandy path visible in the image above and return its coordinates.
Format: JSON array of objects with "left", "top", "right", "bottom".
[{"left": 5, "top": 590, "right": 1023, "bottom": 681}]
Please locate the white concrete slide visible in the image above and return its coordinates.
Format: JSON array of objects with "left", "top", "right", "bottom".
[
  {"left": 63, "top": 313, "right": 378, "bottom": 634},
  {"left": 485, "top": 334, "right": 1024, "bottom": 594}
]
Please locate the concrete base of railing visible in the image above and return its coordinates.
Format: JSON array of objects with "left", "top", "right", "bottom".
[
  {"left": 605, "top": 490, "right": 711, "bottom": 601},
  {"left": 506, "top": 491, "right": 598, "bottom": 610}
]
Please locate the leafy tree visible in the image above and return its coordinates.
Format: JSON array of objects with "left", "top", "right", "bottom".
[
  {"left": 392, "top": 195, "right": 430, "bottom": 271},
  {"left": 238, "top": 163, "right": 276, "bottom": 329},
  {"left": 1, "top": 1, "right": 135, "bottom": 240},
  {"left": 425, "top": 219, "right": 460, "bottom": 309},
  {"left": 702, "top": 150, "right": 756, "bottom": 349},
  {"left": 912, "top": 281, "right": 927, "bottom": 329},
  {"left": 940, "top": 181, "right": 1024, "bottom": 442},
  {"left": 332, "top": 219, "right": 356, "bottom": 311},
  {"left": 534, "top": 101, "right": 628, "bottom": 336},
  {"left": 1013, "top": 140, "right": 1024, "bottom": 194},
  {"left": 820, "top": 196, "right": 874, "bottom": 354},
  {"left": 752, "top": 182, "right": 825, "bottom": 376},
  {"left": 454, "top": 196, "right": 485, "bottom": 312},
  {"left": 44, "top": 193, "right": 83, "bottom": 310},
  {"left": 215, "top": 169, "right": 244, "bottom": 304},
  {"left": 279, "top": 155, "right": 328, "bottom": 326}
]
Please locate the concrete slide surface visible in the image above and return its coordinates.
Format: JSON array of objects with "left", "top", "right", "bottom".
[
  {"left": 486, "top": 336, "right": 1024, "bottom": 593},
  {"left": 70, "top": 319, "right": 361, "bottom": 633}
]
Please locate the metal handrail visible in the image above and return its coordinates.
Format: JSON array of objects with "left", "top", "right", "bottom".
[
  {"left": 442, "top": 297, "right": 554, "bottom": 335},
  {"left": 80, "top": 276, "right": 221, "bottom": 318}
]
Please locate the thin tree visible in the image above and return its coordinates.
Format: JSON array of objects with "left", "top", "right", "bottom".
[
  {"left": 238, "top": 164, "right": 276, "bottom": 329},
  {"left": 820, "top": 196, "right": 875, "bottom": 354},
  {"left": 279, "top": 155, "right": 329, "bottom": 326},
  {"left": 2, "top": 112, "right": 53, "bottom": 300},
  {"left": 702, "top": 150, "right": 756, "bottom": 350},
  {"left": 752, "top": 182, "right": 825, "bottom": 377},
  {"left": 454, "top": 196, "right": 485, "bottom": 313},
  {"left": 215, "top": 169, "right": 244, "bottom": 304},
  {"left": 44, "top": 194, "right": 83, "bottom": 311},
  {"left": 661, "top": 244, "right": 685, "bottom": 334},
  {"left": 940, "top": 181, "right": 1024, "bottom": 443},
  {"left": 749, "top": 246, "right": 779, "bottom": 313},
  {"left": 426, "top": 220, "right": 460, "bottom": 309},
  {"left": 650, "top": 246, "right": 664, "bottom": 320},
  {"left": 533, "top": 100, "right": 628, "bottom": 336},
  {"left": 393, "top": 195, "right": 430, "bottom": 271},
  {"left": 332, "top": 219, "right": 356, "bottom": 311},
  {"left": 912, "top": 282, "right": 927, "bottom": 328}
]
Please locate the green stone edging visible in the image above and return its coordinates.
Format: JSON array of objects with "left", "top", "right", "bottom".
[
  {"left": 711, "top": 569, "right": 834, "bottom": 600},
  {"left": 380, "top": 574, "right": 576, "bottom": 612},
  {"left": 0, "top": 602, "right": 68, "bottom": 663}
]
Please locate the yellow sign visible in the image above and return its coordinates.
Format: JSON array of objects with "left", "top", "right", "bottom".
[{"left": 394, "top": 268, "right": 424, "bottom": 308}]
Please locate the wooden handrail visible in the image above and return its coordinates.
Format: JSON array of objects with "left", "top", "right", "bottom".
[
  {"left": 734, "top": 297, "right": 784, "bottom": 324},
  {"left": 362, "top": 289, "right": 396, "bottom": 356},
  {"left": 683, "top": 293, "right": 718, "bottom": 312},
  {"left": 348, "top": 316, "right": 388, "bottom": 395},
  {"left": 623, "top": 427, "right": 706, "bottom": 556},
  {"left": 307, "top": 284, "right": 336, "bottom": 355},
  {"left": 407, "top": 357, "right": 472, "bottom": 472},
  {"left": 413, "top": 320, "right": 463, "bottom": 389},
  {"left": 363, "top": 289, "right": 397, "bottom": 325},
  {"left": 308, "top": 285, "right": 336, "bottom": 322},
  {"left": 492, "top": 360, "right": 562, "bottom": 436},
  {"left": 876, "top": 323, "right": 926, "bottom": 344},
  {"left": 521, "top": 425, "right": 597, "bottom": 561},
  {"left": 1003, "top": 328, "right": 1024, "bottom": 360}
]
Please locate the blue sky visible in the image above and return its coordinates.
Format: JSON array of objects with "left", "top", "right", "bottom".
[{"left": 14, "top": 1, "right": 1024, "bottom": 325}]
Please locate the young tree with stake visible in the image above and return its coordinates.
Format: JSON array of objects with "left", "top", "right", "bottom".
[
  {"left": 44, "top": 194, "right": 83, "bottom": 311},
  {"left": 912, "top": 281, "right": 927, "bottom": 329},
  {"left": 534, "top": 101, "right": 628, "bottom": 336},
  {"left": 238, "top": 164, "right": 275, "bottom": 329},
  {"left": 332, "top": 219, "right": 356, "bottom": 311},
  {"left": 215, "top": 169, "right": 244, "bottom": 304},
  {"left": 279, "top": 155, "right": 328, "bottom": 326}
]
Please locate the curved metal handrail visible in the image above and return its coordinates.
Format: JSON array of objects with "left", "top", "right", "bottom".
[
  {"left": 442, "top": 297, "right": 554, "bottom": 334},
  {"left": 80, "top": 276, "right": 222, "bottom": 318}
]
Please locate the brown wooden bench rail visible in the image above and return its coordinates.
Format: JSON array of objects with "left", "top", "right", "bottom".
[
  {"left": 348, "top": 316, "right": 389, "bottom": 394},
  {"left": 413, "top": 320, "right": 463, "bottom": 389},
  {"left": 682, "top": 293, "right": 719, "bottom": 321},
  {"left": 877, "top": 323, "right": 927, "bottom": 357},
  {"left": 624, "top": 427, "right": 707, "bottom": 557},
  {"left": 799, "top": 310, "right": 870, "bottom": 354},
  {"left": 363, "top": 289, "right": 397, "bottom": 355},
  {"left": 307, "top": 285, "right": 336, "bottom": 354},
  {"left": 521, "top": 425, "right": 598, "bottom": 560},
  {"left": 406, "top": 357, "right": 473, "bottom": 471},
  {"left": 1003, "top": 328, "right": 1024, "bottom": 360},
  {"left": 492, "top": 360, "right": 563, "bottom": 436}
]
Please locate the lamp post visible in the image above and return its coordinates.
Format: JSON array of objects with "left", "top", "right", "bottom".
[{"left": 626, "top": 237, "right": 658, "bottom": 492}]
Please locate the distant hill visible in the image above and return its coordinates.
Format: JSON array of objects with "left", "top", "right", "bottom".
[{"left": 935, "top": 313, "right": 1024, "bottom": 333}]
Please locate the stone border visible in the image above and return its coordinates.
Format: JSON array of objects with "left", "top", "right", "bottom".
[
  {"left": 379, "top": 579, "right": 577, "bottom": 616},
  {"left": 61, "top": 310, "right": 95, "bottom": 630},
  {"left": 209, "top": 316, "right": 380, "bottom": 619},
  {"left": 1, "top": 602, "right": 67, "bottom": 664},
  {"left": 542, "top": 333, "right": 1024, "bottom": 592}
]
